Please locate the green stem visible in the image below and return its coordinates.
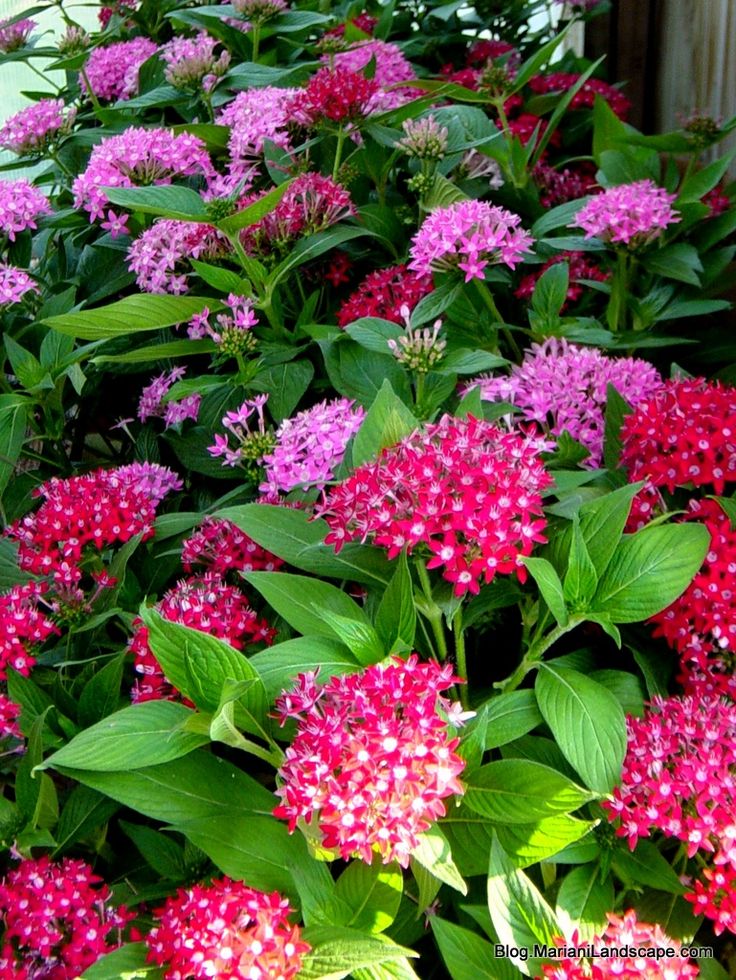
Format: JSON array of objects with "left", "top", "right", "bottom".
[
  {"left": 332, "top": 128, "right": 347, "bottom": 183},
  {"left": 473, "top": 278, "right": 522, "bottom": 361},
  {"left": 607, "top": 249, "right": 630, "bottom": 333},
  {"left": 452, "top": 608, "right": 469, "bottom": 709},
  {"left": 416, "top": 560, "right": 449, "bottom": 661},
  {"left": 251, "top": 24, "right": 261, "bottom": 62},
  {"left": 80, "top": 66, "right": 103, "bottom": 115},
  {"left": 494, "top": 615, "right": 585, "bottom": 693}
]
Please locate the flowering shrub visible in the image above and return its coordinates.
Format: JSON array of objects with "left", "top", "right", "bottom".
[{"left": 0, "top": 0, "right": 735, "bottom": 976}]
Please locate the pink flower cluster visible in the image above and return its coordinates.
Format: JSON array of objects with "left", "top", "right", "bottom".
[
  {"left": 0, "top": 17, "right": 35, "bottom": 53},
  {"left": 274, "top": 655, "right": 466, "bottom": 866},
  {"left": 0, "top": 581, "right": 57, "bottom": 736},
  {"left": 573, "top": 179, "right": 680, "bottom": 247},
  {"left": 160, "top": 31, "right": 230, "bottom": 90},
  {"left": 0, "top": 856, "right": 130, "bottom": 979},
  {"left": 337, "top": 263, "right": 433, "bottom": 326},
  {"left": 131, "top": 572, "right": 274, "bottom": 703},
  {"left": 0, "top": 264, "right": 38, "bottom": 306},
  {"left": 409, "top": 199, "right": 534, "bottom": 282},
  {"left": 146, "top": 878, "right": 309, "bottom": 980},
  {"left": 138, "top": 367, "right": 201, "bottom": 428},
  {"left": 209, "top": 396, "right": 273, "bottom": 473},
  {"left": 0, "top": 98, "right": 75, "bottom": 155},
  {"left": 260, "top": 397, "right": 366, "bottom": 497},
  {"left": 289, "top": 66, "right": 380, "bottom": 126},
  {"left": 317, "top": 415, "right": 552, "bottom": 596},
  {"left": 181, "top": 516, "right": 283, "bottom": 576},
  {"left": 0, "top": 179, "right": 50, "bottom": 241},
  {"left": 538, "top": 911, "right": 699, "bottom": 979},
  {"left": 330, "top": 39, "right": 417, "bottom": 112},
  {"left": 187, "top": 293, "right": 259, "bottom": 355},
  {"left": 529, "top": 72, "right": 631, "bottom": 119},
  {"left": 98, "top": 0, "right": 138, "bottom": 28},
  {"left": 82, "top": 37, "right": 158, "bottom": 102},
  {"left": 468, "top": 338, "right": 662, "bottom": 468},
  {"left": 73, "top": 126, "right": 213, "bottom": 227},
  {"left": 604, "top": 695, "right": 736, "bottom": 935},
  {"left": 217, "top": 86, "right": 295, "bottom": 163},
  {"left": 128, "top": 219, "right": 228, "bottom": 294}
]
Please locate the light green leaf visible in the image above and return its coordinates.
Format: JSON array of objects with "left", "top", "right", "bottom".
[
  {"left": 496, "top": 814, "right": 595, "bottom": 868},
  {"left": 352, "top": 380, "right": 418, "bottom": 467},
  {"left": 80, "top": 943, "right": 161, "bottom": 979},
  {"left": 334, "top": 861, "right": 403, "bottom": 933},
  {"left": 299, "top": 927, "right": 417, "bottom": 980},
  {"left": 411, "top": 824, "right": 467, "bottom": 895},
  {"left": 464, "top": 759, "right": 593, "bottom": 823},
  {"left": 102, "top": 184, "right": 208, "bottom": 220},
  {"left": 484, "top": 690, "right": 543, "bottom": 749},
  {"left": 430, "top": 918, "right": 518, "bottom": 980},
  {"left": 523, "top": 558, "right": 568, "bottom": 627},
  {"left": 556, "top": 864, "right": 613, "bottom": 939},
  {"left": 43, "top": 295, "right": 220, "bottom": 340}
]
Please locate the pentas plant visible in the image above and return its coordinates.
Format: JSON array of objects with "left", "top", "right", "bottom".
[{"left": 1, "top": 0, "right": 736, "bottom": 976}]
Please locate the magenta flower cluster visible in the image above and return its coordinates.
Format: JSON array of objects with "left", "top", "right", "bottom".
[
  {"left": 216, "top": 85, "right": 296, "bottom": 161},
  {"left": 330, "top": 39, "right": 417, "bottom": 112},
  {"left": 0, "top": 98, "right": 75, "bottom": 155},
  {"left": 160, "top": 30, "right": 230, "bottom": 90},
  {"left": 138, "top": 367, "right": 201, "bottom": 428},
  {"left": 409, "top": 199, "right": 534, "bottom": 282},
  {"left": 0, "top": 179, "right": 50, "bottom": 241},
  {"left": 573, "top": 179, "right": 680, "bottom": 246},
  {"left": 128, "top": 219, "right": 227, "bottom": 294},
  {"left": 82, "top": 37, "right": 158, "bottom": 102},
  {"left": 0, "top": 17, "right": 35, "bottom": 52},
  {"left": 0, "top": 265, "right": 38, "bottom": 306}
]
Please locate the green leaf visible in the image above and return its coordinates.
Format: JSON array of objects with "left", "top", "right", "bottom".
[
  {"left": 603, "top": 384, "right": 633, "bottom": 473},
  {"left": 611, "top": 840, "right": 685, "bottom": 894},
  {"left": 352, "top": 380, "right": 418, "bottom": 466},
  {"left": 556, "top": 864, "right": 614, "bottom": 939},
  {"left": 410, "top": 824, "right": 467, "bottom": 895},
  {"left": 643, "top": 243, "right": 703, "bottom": 286},
  {"left": 430, "top": 918, "right": 518, "bottom": 980},
  {"left": 249, "top": 636, "right": 360, "bottom": 699},
  {"left": 39, "top": 702, "right": 208, "bottom": 772},
  {"left": 464, "top": 759, "right": 593, "bottom": 823},
  {"left": 78, "top": 653, "right": 125, "bottom": 727},
  {"left": 251, "top": 360, "right": 314, "bottom": 421},
  {"left": 334, "top": 861, "right": 403, "bottom": 933},
  {"left": 441, "top": 350, "right": 506, "bottom": 375},
  {"left": 592, "top": 523, "right": 709, "bottom": 622},
  {"left": 218, "top": 179, "right": 294, "bottom": 233},
  {"left": 487, "top": 835, "right": 560, "bottom": 977},
  {"left": 92, "top": 339, "right": 217, "bottom": 365},
  {"left": 563, "top": 519, "right": 598, "bottom": 610},
  {"left": 120, "top": 820, "right": 186, "bottom": 879},
  {"left": 375, "top": 553, "right": 416, "bottom": 654},
  {"left": 345, "top": 317, "right": 404, "bottom": 355},
  {"left": 270, "top": 226, "right": 369, "bottom": 288},
  {"left": 299, "top": 927, "right": 417, "bottom": 980},
  {"left": 531, "top": 262, "right": 569, "bottom": 320},
  {"left": 678, "top": 147, "right": 736, "bottom": 202},
  {"left": 53, "top": 786, "right": 118, "bottom": 857},
  {"left": 43, "top": 295, "right": 221, "bottom": 340},
  {"left": 80, "top": 943, "right": 161, "bottom": 979},
  {"left": 523, "top": 558, "right": 568, "bottom": 627},
  {"left": 577, "top": 482, "right": 642, "bottom": 577},
  {"left": 0, "top": 401, "right": 29, "bottom": 497},
  {"left": 102, "top": 184, "right": 208, "bottom": 220},
  {"left": 484, "top": 690, "right": 544, "bottom": 749},
  {"left": 319, "top": 608, "right": 385, "bottom": 666},
  {"left": 535, "top": 664, "right": 626, "bottom": 795},
  {"left": 496, "top": 814, "right": 595, "bottom": 868}
]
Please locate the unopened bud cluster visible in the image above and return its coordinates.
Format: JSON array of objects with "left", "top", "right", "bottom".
[
  {"left": 398, "top": 115, "right": 449, "bottom": 160},
  {"left": 387, "top": 305, "right": 447, "bottom": 373}
]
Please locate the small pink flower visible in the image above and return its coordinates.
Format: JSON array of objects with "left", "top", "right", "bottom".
[{"left": 573, "top": 179, "right": 680, "bottom": 246}]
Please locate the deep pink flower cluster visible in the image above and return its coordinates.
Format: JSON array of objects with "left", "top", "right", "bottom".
[
  {"left": 181, "top": 517, "right": 283, "bottom": 575},
  {"left": 337, "top": 263, "right": 433, "bottom": 326},
  {"left": 240, "top": 173, "right": 355, "bottom": 255},
  {"left": 6, "top": 465, "right": 179, "bottom": 589},
  {"left": 0, "top": 179, "right": 50, "bottom": 241},
  {"left": 146, "top": 878, "right": 309, "bottom": 980},
  {"left": 217, "top": 86, "right": 295, "bottom": 162},
  {"left": 687, "top": 864, "right": 736, "bottom": 938},
  {"left": 330, "top": 39, "right": 417, "bottom": 111},
  {"left": 0, "top": 264, "right": 38, "bottom": 306},
  {"left": 73, "top": 126, "right": 213, "bottom": 227},
  {"left": 128, "top": 219, "right": 228, "bottom": 294},
  {"left": 620, "top": 378, "right": 736, "bottom": 494},
  {"left": 501, "top": 113, "right": 561, "bottom": 151},
  {"left": 529, "top": 72, "right": 631, "bottom": 119},
  {"left": 98, "top": 0, "right": 138, "bottom": 28},
  {"left": 515, "top": 252, "right": 608, "bottom": 307},
  {"left": 160, "top": 31, "right": 230, "bottom": 90},
  {"left": 317, "top": 415, "right": 551, "bottom": 596},
  {"left": 538, "top": 911, "right": 699, "bottom": 979},
  {"left": 260, "top": 397, "right": 366, "bottom": 496},
  {"left": 573, "top": 179, "right": 680, "bottom": 246},
  {"left": 0, "top": 17, "right": 35, "bottom": 53},
  {"left": 0, "top": 855, "right": 130, "bottom": 979},
  {"left": 466, "top": 38, "right": 518, "bottom": 67},
  {"left": 0, "top": 692, "right": 22, "bottom": 740},
  {"left": 409, "top": 199, "right": 534, "bottom": 282},
  {"left": 467, "top": 338, "right": 662, "bottom": 467},
  {"left": 0, "top": 581, "right": 57, "bottom": 681},
  {"left": 82, "top": 37, "right": 157, "bottom": 102},
  {"left": 131, "top": 573, "right": 275, "bottom": 703},
  {"left": 274, "top": 655, "right": 466, "bottom": 866},
  {"left": 0, "top": 98, "right": 75, "bottom": 155},
  {"left": 604, "top": 695, "right": 736, "bottom": 935},
  {"left": 325, "top": 12, "right": 378, "bottom": 38},
  {"left": 533, "top": 161, "right": 598, "bottom": 207},
  {"left": 289, "top": 66, "right": 380, "bottom": 126},
  {"left": 138, "top": 367, "right": 201, "bottom": 428}
]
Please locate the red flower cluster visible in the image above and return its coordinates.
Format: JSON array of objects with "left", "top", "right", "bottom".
[
  {"left": 515, "top": 252, "right": 609, "bottom": 307},
  {"left": 324, "top": 13, "right": 378, "bottom": 38},
  {"left": 131, "top": 573, "right": 275, "bottom": 703},
  {"left": 500, "top": 112, "right": 561, "bottom": 150},
  {"left": 146, "top": 878, "right": 309, "bottom": 979},
  {"left": 181, "top": 517, "right": 283, "bottom": 576},
  {"left": 0, "top": 855, "right": 130, "bottom": 979},
  {"left": 274, "top": 655, "right": 467, "bottom": 866},
  {"left": 289, "top": 66, "right": 379, "bottom": 125},
  {"left": 687, "top": 864, "right": 736, "bottom": 937},
  {"left": 620, "top": 378, "right": 736, "bottom": 494},
  {"left": 336, "top": 263, "right": 433, "bottom": 326},
  {"left": 603, "top": 695, "right": 736, "bottom": 935},
  {"left": 466, "top": 39, "right": 517, "bottom": 67},
  {"left": 316, "top": 415, "right": 551, "bottom": 596},
  {"left": 533, "top": 161, "right": 598, "bottom": 207},
  {"left": 529, "top": 72, "right": 631, "bottom": 119}
]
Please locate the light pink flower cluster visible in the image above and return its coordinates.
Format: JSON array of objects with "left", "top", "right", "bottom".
[
  {"left": 538, "top": 911, "right": 699, "bottom": 979},
  {"left": 160, "top": 30, "right": 230, "bottom": 90},
  {"left": 181, "top": 516, "right": 283, "bottom": 575},
  {"left": 0, "top": 264, "right": 38, "bottom": 306},
  {"left": 137, "top": 367, "right": 201, "bottom": 427},
  {"left": 274, "top": 655, "right": 467, "bottom": 866},
  {"left": 604, "top": 695, "right": 736, "bottom": 935},
  {"left": 145, "top": 878, "right": 309, "bottom": 980},
  {"left": 187, "top": 293, "right": 259, "bottom": 355},
  {"left": 82, "top": 37, "right": 158, "bottom": 102},
  {"left": 467, "top": 338, "right": 663, "bottom": 468},
  {"left": 317, "top": 415, "right": 552, "bottom": 596},
  {"left": 573, "top": 179, "right": 680, "bottom": 247},
  {"left": 0, "top": 98, "right": 75, "bottom": 155},
  {"left": 260, "top": 397, "right": 365, "bottom": 497},
  {"left": 116, "top": 461, "right": 183, "bottom": 503},
  {"left": 409, "top": 199, "right": 534, "bottom": 282},
  {"left": 131, "top": 572, "right": 275, "bottom": 703},
  {"left": 0, "top": 17, "right": 35, "bottom": 53},
  {"left": 217, "top": 86, "right": 295, "bottom": 162},
  {"left": 73, "top": 126, "right": 213, "bottom": 228},
  {"left": 330, "top": 39, "right": 417, "bottom": 112},
  {"left": 128, "top": 219, "right": 228, "bottom": 294},
  {"left": 0, "top": 856, "right": 130, "bottom": 978},
  {"left": 0, "top": 179, "right": 50, "bottom": 241},
  {"left": 208, "top": 395, "right": 273, "bottom": 474}
]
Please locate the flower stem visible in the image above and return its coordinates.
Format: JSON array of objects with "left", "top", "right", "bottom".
[
  {"left": 607, "top": 249, "right": 630, "bottom": 333},
  {"left": 452, "top": 608, "right": 469, "bottom": 708},
  {"left": 473, "top": 278, "right": 521, "bottom": 361},
  {"left": 251, "top": 24, "right": 261, "bottom": 62},
  {"left": 416, "top": 560, "right": 449, "bottom": 661},
  {"left": 494, "top": 615, "right": 585, "bottom": 693},
  {"left": 332, "top": 128, "right": 347, "bottom": 183}
]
